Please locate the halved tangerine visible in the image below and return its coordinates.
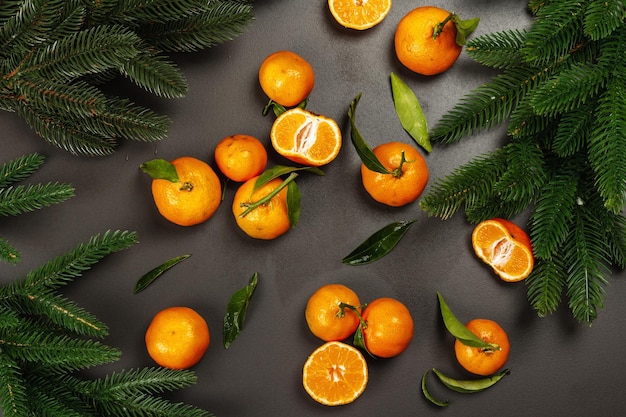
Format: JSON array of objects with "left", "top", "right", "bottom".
[
  {"left": 270, "top": 108, "right": 342, "bottom": 167},
  {"left": 471, "top": 218, "right": 534, "bottom": 282},
  {"left": 302, "top": 341, "right": 368, "bottom": 406},
  {"left": 328, "top": 0, "right": 392, "bottom": 30}
]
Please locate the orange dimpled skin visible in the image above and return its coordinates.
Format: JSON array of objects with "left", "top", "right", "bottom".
[
  {"left": 361, "top": 141, "right": 429, "bottom": 207},
  {"left": 258, "top": 50, "right": 315, "bottom": 107},
  {"left": 214, "top": 134, "right": 268, "bottom": 182},
  {"left": 305, "top": 284, "right": 361, "bottom": 342},
  {"left": 394, "top": 6, "right": 462, "bottom": 76},
  {"left": 361, "top": 297, "right": 414, "bottom": 358},
  {"left": 454, "top": 318, "right": 510, "bottom": 376},
  {"left": 151, "top": 157, "right": 221, "bottom": 226}
]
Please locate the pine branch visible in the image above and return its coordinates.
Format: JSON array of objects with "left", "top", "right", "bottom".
[
  {"left": 0, "top": 353, "right": 29, "bottom": 417},
  {"left": 121, "top": 50, "right": 188, "bottom": 98},
  {"left": 465, "top": 29, "right": 528, "bottom": 69},
  {"left": 584, "top": 0, "right": 626, "bottom": 40},
  {"left": 550, "top": 100, "right": 595, "bottom": 157},
  {"left": 0, "top": 238, "right": 20, "bottom": 265},
  {"left": 526, "top": 257, "right": 566, "bottom": 317},
  {"left": 0, "top": 152, "right": 45, "bottom": 188},
  {"left": 0, "top": 183, "right": 75, "bottom": 216}
]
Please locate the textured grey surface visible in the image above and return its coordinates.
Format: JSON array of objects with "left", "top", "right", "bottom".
[{"left": 1, "top": 1, "right": 625, "bottom": 416}]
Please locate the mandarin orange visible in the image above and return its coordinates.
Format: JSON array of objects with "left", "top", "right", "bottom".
[
  {"left": 454, "top": 318, "right": 510, "bottom": 376},
  {"left": 305, "top": 284, "right": 362, "bottom": 342},
  {"left": 361, "top": 297, "right": 414, "bottom": 358},
  {"left": 214, "top": 134, "right": 268, "bottom": 182},
  {"left": 259, "top": 50, "right": 314, "bottom": 107}
]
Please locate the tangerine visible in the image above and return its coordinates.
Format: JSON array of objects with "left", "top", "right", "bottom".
[
  {"left": 231, "top": 175, "right": 291, "bottom": 240},
  {"left": 361, "top": 297, "right": 414, "bottom": 358},
  {"left": 394, "top": 6, "right": 462, "bottom": 76},
  {"left": 302, "top": 341, "right": 368, "bottom": 406},
  {"left": 305, "top": 284, "right": 362, "bottom": 342},
  {"left": 258, "top": 50, "right": 315, "bottom": 107},
  {"left": 150, "top": 156, "right": 221, "bottom": 226},
  {"left": 328, "top": 0, "right": 392, "bottom": 30},
  {"left": 454, "top": 318, "right": 510, "bottom": 376},
  {"left": 361, "top": 141, "right": 429, "bottom": 207},
  {"left": 214, "top": 134, "right": 268, "bottom": 182},
  {"left": 145, "top": 306, "right": 210, "bottom": 370},
  {"left": 472, "top": 218, "right": 534, "bottom": 282},
  {"left": 270, "top": 107, "right": 342, "bottom": 167}
]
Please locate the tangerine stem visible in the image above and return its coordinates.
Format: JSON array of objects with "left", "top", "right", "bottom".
[
  {"left": 339, "top": 302, "right": 368, "bottom": 330},
  {"left": 239, "top": 172, "right": 298, "bottom": 217},
  {"left": 433, "top": 13, "right": 455, "bottom": 40},
  {"left": 179, "top": 182, "right": 193, "bottom": 192},
  {"left": 392, "top": 151, "right": 413, "bottom": 178}
]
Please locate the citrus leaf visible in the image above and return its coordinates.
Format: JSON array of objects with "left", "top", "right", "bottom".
[
  {"left": 253, "top": 165, "right": 323, "bottom": 193},
  {"left": 421, "top": 370, "right": 449, "bottom": 407},
  {"left": 140, "top": 159, "right": 178, "bottom": 182},
  {"left": 432, "top": 368, "right": 510, "bottom": 393},
  {"left": 342, "top": 220, "right": 416, "bottom": 265},
  {"left": 348, "top": 94, "right": 392, "bottom": 174},
  {"left": 437, "top": 292, "right": 498, "bottom": 349},
  {"left": 134, "top": 254, "right": 191, "bottom": 294},
  {"left": 287, "top": 180, "right": 301, "bottom": 227},
  {"left": 224, "top": 273, "right": 258, "bottom": 349},
  {"left": 390, "top": 72, "right": 431, "bottom": 152},
  {"left": 454, "top": 16, "right": 480, "bottom": 46}
]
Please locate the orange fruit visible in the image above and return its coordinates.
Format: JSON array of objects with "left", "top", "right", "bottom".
[
  {"left": 328, "top": 0, "right": 392, "bottom": 30},
  {"left": 258, "top": 50, "right": 315, "bottom": 107},
  {"left": 231, "top": 175, "right": 291, "bottom": 240},
  {"left": 454, "top": 318, "right": 510, "bottom": 376},
  {"left": 302, "top": 341, "right": 368, "bottom": 406},
  {"left": 150, "top": 156, "right": 221, "bottom": 226},
  {"left": 305, "top": 284, "right": 362, "bottom": 342},
  {"left": 361, "top": 297, "right": 414, "bottom": 358},
  {"left": 145, "top": 306, "right": 210, "bottom": 370},
  {"left": 360, "top": 141, "right": 429, "bottom": 207},
  {"left": 270, "top": 107, "right": 342, "bottom": 167},
  {"left": 471, "top": 218, "right": 534, "bottom": 282},
  {"left": 214, "top": 134, "right": 268, "bottom": 182},
  {"left": 394, "top": 6, "right": 462, "bottom": 75}
]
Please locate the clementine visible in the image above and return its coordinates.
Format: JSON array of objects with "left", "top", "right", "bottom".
[
  {"left": 361, "top": 141, "right": 428, "bottom": 207},
  {"left": 328, "top": 0, "right": 392, "bottom": 30},
  {"left": 394, "top": 6, "right": 462, "bottom": 76},
  {"left": 305, "top": 284, "right": 362, "bottom": 342},
  {"left": 231, "top": 175, "right": 291, "bottom": 240},
  {"left": 270, "top": 107, "right": 342, "bottom": 167},
  {"left": 258, "top": 50, "right": 315, "bottom": 107},
  {"left": 472, "top": 218, "right": 534, "bottom": 282},
  {"left": 145, "top": 306, "right": 210, "bottom": 370},
  {"left": 149, "top": 156, "right": 221, "bottom": 226},
  {"left": 454, "top": 318, "right": 510, "bottom": 376},
  {"left": 361, "top": 297, "right": 414, "bottom": 358},
  {"left": 214, "top": 134, "right": 268, "bottom": 182},
  {"left": 302, "top": 341, "right": 368, "bottom": 406}
]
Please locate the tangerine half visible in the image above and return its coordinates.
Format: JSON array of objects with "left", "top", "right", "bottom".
[{"left": 328, "top": 0, "right": 392, "bottom": 30}]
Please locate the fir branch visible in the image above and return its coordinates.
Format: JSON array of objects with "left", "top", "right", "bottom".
[
  {"left": 0, "top": 353, "right": 29, "bottom": 417},
  {"left": 584, "top": 0, "right": 626, "bottom": 41},
  {"left": 465, "top": 29, "right": 528, "bottom": 69},
  {"left": 0, "top": 238, "right": 20, "bottom": 265},
  {"left": 0, "top": 152, "right": 45, "bottom": 188},
  {"left": 0, "top": 183, "right": 75, "bottom": 216},
  {"left": 550, "top": 100, "right": 595, "bottom": 157},
  {"left": 121, "top": 50, "right": 188, "bottom": 98},
  {"left": 526, "top": 257, "right": 566, "bottom": 317}
]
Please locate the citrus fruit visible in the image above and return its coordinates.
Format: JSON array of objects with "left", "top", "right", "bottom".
[
  {"left": 394, "top": 6, "right": 462, "bottom": 75},
  {"left": 361, "top": 141, "right": 429, "bottom": 207},
  {"left": 454, "top": 318, "right": 510, "bottom": 376},
  {"left": 361, "top": 297, "right": 414, "bottom": 358},
  {"left": 214, "top": 134, "right": 268, "bottom": 182},
  {"left": 145, "top": 306, "right": 210, "bottom": 370},
  {"left": 258, "top": 50, "right": 315, "bottom": 107},
  {"left": 305, "top": 284, "right": 362, "bottom": 342},
  {"left": 328, "top": 0, "right": 392, "bottom": 30},
  {"left": 150, "top": 156, "right": 221, "bottom": 226},
  {"left": 302, "top": 341, "right": 368, "bottom": 406},
  {"left": 270, "top": 107, "right": 342, "bottom": 167},
  {"left": 231, "top": 175, "right": 291, "bottom": 240},
  {"left": 471, "top": 218, "right": 534, "bottom": 282}
]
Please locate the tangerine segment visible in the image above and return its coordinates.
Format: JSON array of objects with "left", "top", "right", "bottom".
[
  {"left": 302, "top": 341, "right": 368, "bottom": 406},
  {"left": 270, "top": 108, "right": 342, "bottom": 167},
  {"left": 472, "top": 219, "right": 534, "bottom": 282},
  {"left": 454, "top": 319, "right": 510, "bottom": 376},
  {"left": 328, "top": 0, "right": 392, "bottom": 30}
]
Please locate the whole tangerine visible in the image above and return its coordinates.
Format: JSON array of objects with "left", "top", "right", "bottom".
[
  {"left": 305, "top": 284, "right": 362, "bottom": 342},
  {"left": 214, "top": 134, "right": 268, "bottom": 182},
  {"left": 394, "top": 6, "right": 462, "bottom": 76},
  {"left": 454, "top": 318, "right": 510, "bottom": 376},
  {"left": 145, "top": 306, "right": 210, "bottom": 370},
  {"left": 259, "top": 50, "right": 315, "bottom": 107},
  {"left": 361, "top": 297, "right": 414, "bottom": 358}
]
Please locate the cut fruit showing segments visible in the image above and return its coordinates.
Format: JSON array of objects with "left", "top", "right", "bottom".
[
  {"left": 302, "top": 341, "right": 368, "bottom": 406},
  {"left": 471, "top": 218, "right": 534, "bottom": 282},
  {"left": 328, "top": 0, "right": 392, "bottom": 30},
  {"left": 270, "top": 108, "right": 342, "bottom": 167}
]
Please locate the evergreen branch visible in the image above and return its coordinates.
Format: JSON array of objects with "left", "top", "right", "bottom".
[
  {"left": 587, "top": 76, "right": 626, "bottom": 213},
  {"left": 0, "top": 183, "right": 75, "bottom": 216},
  {"left": 526, "top": 257, "right": 566, "bottom": 317},
  {"left": 0, "top": 237, "right": 20, "bottom": 265},
  {"left": 0, "top": 329, "right": 121, "bottom": 372},
  {"left": 494, "top": 137, "right": 546, "bottom": 202},
  {"left": 25, "top": 382, "right": 91, "bottom": 417},
  {"left": 430, "top": 66, "right": 547, "bottom": 144},
  {"left": 0, "top": 152, "right": 45, "bottom": 188},
  {"left": 466, "top": 29, "right": 528, "bottom": 69},
  {"left": 464, "top": 193, "right": 532, "bottom": 224},
  {"left": 121, "top": 50, "right": 188, "bottom": 98},
  {"left": 508, "top": 100, "right": 557, "bottom": 140},
  {"left": 584, "top": 0, "right": 626, "bottom": 41},
  {"left": 551, "top": 100, "right": 595, "bottom": 157},
  {"left": 0, "top": 353, "right": 29, "bottom": 417},
  {"left": 604, "top": 211, "right": 626, "bottom": 269},
  {"left": 99, "top": 0, "right": 208, "bottom": 27},
  {"left": 0, "top": 304, "right": 21, "bottom": 329}
]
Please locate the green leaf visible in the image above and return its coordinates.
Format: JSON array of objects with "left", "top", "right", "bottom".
[
  {"left": 431, "top": 368, "right": 510, "bottom": 393},
  {"left": 348, "top": 94, "right": 392, "bottom": 174},
  {"left": 390, "top": 72, "right": 431, "bottom": 152},
  {"left": 421, "top": 370, "right": 449, "bottom": 407},
  {"left": 342, "top": 220, "right": 416, "bottom": 266},
  {"left": 134, "top": 254, "right": 191, "bottom": 294},
  {"left": 437, "top": 292, "right": 497, "bottom": 350},
  {"left": 140, "top": 159, "right": 179, "bottom": 182},
  {"left": 454, "top": 16, "right": 480, "bottom": 46},
  {"left": 287, "top": 180, "right": 301, "bottom": 227},
  {"left": 223, "top": 273, "right": 258, "bottom": 349},
  {"left": 253, "top": 165, "right": 324, "bottom": 193}
]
